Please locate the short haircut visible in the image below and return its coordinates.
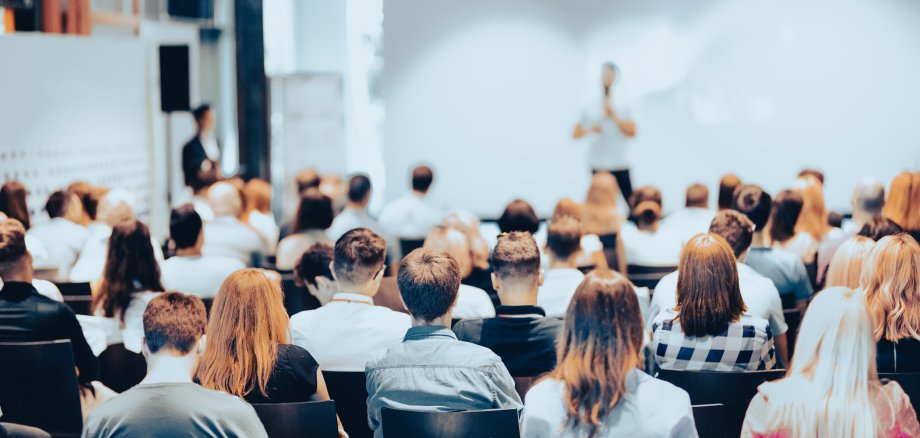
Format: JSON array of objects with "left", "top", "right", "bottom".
[
  {"left": 296, "top": 242, "right": 334, "bottom": 286},
  {"left": 732, "top": 184, "right": 772, "bottom": 230},
  {"left": 858, "top": 216, "right": 903, "bottom": 241},
  {"left": 546, "top": 216, "right": 582, "bottom": 260},
  {"left": 142, "top": 292, "right": 207, "bottom": 355},
  {"left": 191, "top": 104, "right": 211, "bottom": 123},
  {"left": 411, "top": 165, "right": 434, "bottom": 193},
  {"left": 685, "top": 183, "right": 709, "bottom": 208},
  {"left": 169, "top": 204, "right": 202, "bottom": 250},
  {"left": 45, "top": 190, "right": 74, "bottom": 219},
  {"left": 491, "top": 231, "right": 541, "bottom": 282},
  {"left": 0, "top": 219, "right": 28, "bottom": 276},
  {"left": 709, "top": 210, "right": 754, "bottom": 258},
  {"left": 798, "top": 168, "right": 825, "bottom": 185},
  {"left": 347, "top": 174, "right": 372, "bottom": 203},
  {"left": 333, "top": 228, "right": 387, "bottom": 284},
  {"left": 497, "top": 199, "right": 540, "bottom": 234},
  {"left": 293, "top": 188, "right": 334, "bottom": 232},
  {"left": 718, "top": 174, "right": 742, "bottom": 210},
  {"left": 629, "top": 186, "right": 662, "bottom": 210},
  {"left": 397, "top": 248, "right": 460, "bottom": 321}
]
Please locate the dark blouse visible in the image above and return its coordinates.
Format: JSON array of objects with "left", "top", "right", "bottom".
[
  {"left": 243, "top": 344, "right": 320, "bottom": 404},
  {"left": 877, "top": 338, "right": 920, "bottom": 373}
]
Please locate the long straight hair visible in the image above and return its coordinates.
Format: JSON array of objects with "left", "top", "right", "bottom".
[
  {"left": 861, "top": 234, "right": 920, "bottom": 342},
  {"left": 825, "top": 236, "right": 874, "bottom": 289},
  {"left": 882, "top": 172, "right": 914, "bottom": 230},
  {"left": 676, "top": 233, "right": 745, "bottom": 336},
  {"left": 767, "top": 190, "right": 803, "bottom": 244},
  {"left": 793, "top": 176, "right": 831, "bottom": 240},
  {"left": 196, "top": 269, "right": 289, "bottom": 398},
  {"left": 93, "top": 220, "right": 164, "bottom": 322},
  {"left": 551, "top": 270, "right": 643, "bottom": 438}
]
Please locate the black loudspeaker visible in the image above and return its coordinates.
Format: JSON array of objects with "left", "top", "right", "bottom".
[
  {"left": 158, "top": 45, "right": 190, "bottom": 113},
  {"left": 167, "top": 0, "right": 214, "bottom": 20}
]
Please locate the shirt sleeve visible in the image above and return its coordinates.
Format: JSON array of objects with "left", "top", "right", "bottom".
[
  {"left": 489, "top": 359, "right": 524, "bottom": 418},
  {"left": 58, "top": 303, "right": 100, "bottom": 383}
]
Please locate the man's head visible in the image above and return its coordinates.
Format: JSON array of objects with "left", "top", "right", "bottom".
[
  {"left": 732, "top": 184, "right": 772, "bottom": 232},
  {"left": 685, "top": 183, "right": 709, "bottom": 209},
  {"left": 207, "top": 182, "right": 243, "bottom": 218},
  {"left": 332, "top": 228, "right": 387, "bottom": 293},
  {"left": 347, "top": 174, "right": 372, "bottom": 207},
  {"left": 397, "top": 249, "right": 460, "bottom": 323},
  {"left": 852, "top": 177, "right": 886, "bottom": 224},
  {"left": 709, "top": 210, "right": 754, "bottom": 259},
  {"left": 546, "top": 216, "right": 583, "bottom": 263},
  {"left": 192, "top": 104, "right": 214, "bottom": 134},
  {"left": 491, "top": 232, "right": 542, "bottom": 301},
  {"left": 142, "top": 292, "right": 207, "bottom": 358},
  {"left": 497, "top": 199, "right": 540, "bottom": 234},
  {"left": 170, "top": 204, "right": 203, "bottom": 251},
  {"left": 96, "top": 188, "right": 136, "bottom": 227},
  {"left": 0, "top": 219, "right": 31, "bottom": 281},
  {"left": 293, "top": 188, "right": 335, "bottom": 233},
  {"left": 718, "top": 174, "right": 742, "bottom": 210},
  {"left": 411, "top": 165, "right": 434, "bottom": 194},
  {"left": 295, "top": 242, "right": 336, "bottom": 305},
  {"left": 45, "top": 190, "right": 83, "bottom": 223}
]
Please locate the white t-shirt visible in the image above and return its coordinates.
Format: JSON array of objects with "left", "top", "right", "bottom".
[
  {"left": 583, "top": 96, "right": 631, "bottom": 171},
  {"left": 245, "top": 210, "right": 280, "bottom": 255},
  {"left": 161, "top": 255, "right": 245, "bottom": 298},
  {"left": 538, "top": 268, "right": 585, "bottom": 318},
  {"left": 87, "top": 291, "right": 161, "bottom": 353},
  {"left": 327, "top": 208, "right": 384, "bottom": 242},
  {"left": 202, "top": 216, "right": 264, "bottom": 266},
  {"left": 619, "top": 222, "right": 682, "bottom": 267}
]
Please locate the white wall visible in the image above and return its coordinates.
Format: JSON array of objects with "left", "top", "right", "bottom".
[{"left": 383, "top": 0, "right": 920, "bottom": 217}]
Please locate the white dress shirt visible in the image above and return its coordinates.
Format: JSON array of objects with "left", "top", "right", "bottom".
[
  {"left": 620, "top": 222, "right": 682, "bottom": 267},
  {"left": 453, "top": 284, "right": 496, "bottom": 320},
  {"left": 245, "top": 210, "right": 279, "bottom": 255},
  {"left": 70, "top": 223, "right": 165, "bottom": 283},
  {"left": 648, "top": 263, "right": 787, "bottom": 335},
  {"left": 275, "top": 229, "right": 332, "bottom": 270},
  {"left": 538, "top": 268, "right": 585, "bottom": 318},
  {"left": 661, "top": 207, "right": 716, "bottom": 246},
  {"left": 378, "top": 192, "right": 443, "bottom": 240},
  {"left": 289, "top": 292, "right": 412, "bottom": 372},
  {"left": 202, "top": 216, "right": 264, "bottom": 266},
  {"left": 161, "top": 255, "right": 245, "bottom": 298},
  {"left": 327, "top": 207, "right": 384, "bottom": 242},
  {"left": 27, "top": 218, "right": 90, "bottom": 279}
]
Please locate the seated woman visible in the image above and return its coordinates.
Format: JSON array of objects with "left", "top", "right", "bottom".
[
  {"left": 423, "top": 226, "right": 495, "bottom": 319},
  {"left": 276, "top": 189, "right": 334, "bottom": 270},
  {"left": 619, "top": 186, "right": 682, "bottom": 267},
  {"left": 768, "top": 190, "right": 818, "bottom": 265},
  {"left": 824, "top": 236, "right": 874, "bottom": 289},
  {"left": 523, "top": 270, "right": 695, "bottom": 437},
  {"left": 862, "top": 234, "right": 920, "bottom": 373},
  {"left": 652, "top": 233, "right": 775, "bottom": 371},
  {"left": 741, "top": 287, "right": 920, "bottom": 437},
  {"left": 91, "top": 220, "right": 164, "bottom": 353}
]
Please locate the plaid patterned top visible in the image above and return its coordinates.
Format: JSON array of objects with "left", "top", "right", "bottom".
[{"left": 651, "top": 309, "right": 776, "bottom": 372}]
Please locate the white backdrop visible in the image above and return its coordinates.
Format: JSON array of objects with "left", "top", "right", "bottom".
[{"left": 383, "top": 0, "right": 920, "bottom": 217}]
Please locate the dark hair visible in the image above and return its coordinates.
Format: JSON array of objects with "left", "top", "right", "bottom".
[
  {"left": 491, "top": 231, "right": 541, "bottom": 282},
  {"left": 296, "top": 168, "right": 321, "bottom": 193},
  {"left": 497, "top": 199, "right": 540, "bottom": 234},
  {"left": 0, "top": 219, "right": 28, "bottom": 276},
  {"left": 170, "top": 204, "right": 203, "bottom": 250},
  {"left": 685, "top": 183, "right": 709, "bottom": 208},
  {"left": 546, "top": 216, "right": 583, "bottom": 260},
  {"left": 45, "top": 190, "right": 75, "bottom": 219},
  {"left": 718, "top": 174, "right": 742, "bottom": 210},
  {"left": 295, "top": 242, "right": 334, "bottom": 287},
  {"left": 143, "top": 292, "right": 206, "bottom": 355},
  {"left": 798, "top": 168, "right": 825, "bottom": 185},
  {"left": 397, "top": 248, "right": 460, "bottom": 321},
  {"left": 333, "top": 228, "right": 386, "bottom": 285},
  {"left": 94, "top": 220, "right": 165, "bottom": 322},
  {"left": 68, "top": 181, "right": 106, "bottom": 220},
  {"left": 858, "top": 216, "right": 904, "bottom": 241},
  {"left": 192, "top": 104, "right": 211, "bottom": 123},
  {"left": 293, "top": 188, "right": 334, "bottom": 232},
  {"left": 732, "top": 184, "right": 772, "bottom": 230},
  {"left": 411, "top": 165, "right": 434, "bottom": 193},
  {"left": 676, "top": 234, "right": 745, "bottom": 337},
  {"left": 0, "top": 181, "right": 30, "bottom": 230},
  {"left": 709, "top": 210, "right": 754, "bottom": 258},
  {"left": 827, "top": 211, "right": 843, "bottom": 229},
  {"left": 347, "top": 174, "right": 372, "bottom": 203},
  {"left": 768, "top": 190, "right": 804, "bottom": 243}
]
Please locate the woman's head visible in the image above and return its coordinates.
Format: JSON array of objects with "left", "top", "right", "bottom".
[
  {"left": 442, "top": 210, "right": 490, "bottom": 271},
  {"left": 94, "top": 220, "right": 164, "bottom": 320},
  {"left": 552, "top": 270, "right": 643, "bottom": 438},
  {"left": 196, "top": 269, "right": 289, "bottom": 398},
  {"left": 583, "top": 173, "right": 621, "bottom": 235},
  {"left": 243, "top": 179, "right": 272, "bottom": 216},
  {"left": 293, "top": 188, "right": 334, "bottom": 233},
  {"left": 793, "top": 176, "right": 830, "bottom": 240},
  {"left": 0, "top": 181, "right": 30, "bottom": 230},
  {"left": 825, "top": 236, "right": 875, "bottom": 289},
  {"left": 497, "top": 199, "right": 539, "bottom": 234},
  {"left": 861, "top": 234, "right": 920, "bottom": 342},
  {"left": 676, "top": 233, "right": 745, "bottom": 337},
  {"left": 767, "top": 190, "right": 803, "bottom": 244},
  {"left": 882, "top": 171, "right": 914, "bottom": 230},
  {"left": 629, "top": 186, "right": 663, "bottom": 230},
  {"left": 552, "top": 198, "right": 584, "bottom": 222},
  {"left": 424, "top": 226, "right": 473, "bottom": 278},
  {"left": 718, "top": 174, "right": 742, "bottom": 210}
]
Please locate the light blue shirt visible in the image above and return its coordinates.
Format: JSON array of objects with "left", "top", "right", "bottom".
[{"left": 745, "top": 246, "right": 813, "bottom": 302}]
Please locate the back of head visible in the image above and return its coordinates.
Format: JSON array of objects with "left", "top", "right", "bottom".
[
  {"left": 192, "top": 104, "right": 211, "bottom": 126},
  {"left": 553, "top": 270, "right": 643, "bottom": 437},
  {"left": 497, "top": 199, "right": 539, "bottom": 234},
  {"left": 170, "top": 204, "right": 203, "bottom": 250},
  {"left": 798, "top": 168, "right": 825, "bottom": 185},
  {"left": 882, "top": 172, "right": 913, "bottom": 230},
  {"left": 708, "top": 210, "right": 754, "bottom": 258},
  {"left": 552, "top": 198, "right": 584, "bottom": 222},
  {"left": 424, "top": 226, "right": 473, "bottom": 278},
  {"left": 584, "top": 173, "right": 620, "bottom": 235},
  {"left": 732, "top": 184, "right": 772, "bottom": 231},
  {"left": 628, "top": 185, "right": 662, "bottom": 211},
  {"left": 630, "top": 186, "right": 663, "bottom": 229},
  {"left": 852, "top": 177, "right": 885, "bottom": 219},
  {"left": 97, "top": 188, "right": 136, "bottom": 227},
  {"left": 96, "top": 220, "right": 164, "bottom": 320},
  {"left": 491, "top": 231, "right": 541, "bottom": 286},
  {"left": 242, "top": 179, "right": 272, "bottom": 215},
  {"left": 197, "top": 269, "right": 288, "bottom": 398},
  {"left": 768, "top": 190, "right": 803, "bottom": 243},
  {"left": 585, "top": 172, "right": 619, "bottom": 209},
  {"left": 411, "top": 165, "right": 434, "bottom": 193},
  {"left": 0, "top": 181, "right": 30, "bottom": 230},
  {"left": 861, "top": 234, "right": 920, "bottom": 342},
  {"left": 143, "top": 292, "right": 206, "bottom": 356},
  {"left": 45, "top": 190, "right": 81, "bottom": 221},
  {"left": 293, "top": 188, "right": 334, "bottom": 232},
  {"left": 295, "top": 242, "right": 334, "bottom": 287},
  {"left": 825, "top": 236, "right": 875, "bottom": 289},
  {"left": 397, "top": 248, "right": 460, "bottom": 322},
  {"left": 333, "top": 228, "right": 386, "bottom": 286},
  {"left": 718, "top": 174, "right": 742, "bottom": 210},
  {"left": 685, "top": 183, "right": 709, "bottom": 208},
  {"left": 208, "top": 182, "right": 243, "bottom": 218},
  {"left": 347, "top": 174, "right": 372, "bottom": 204},
  {"left": 858, "top": 215, "right": 903, "bottom": 241},
  {"left": 296, "top": 168, "right": 321, "bottom": 193},
  {"left": 546, "top": 216, "right": 583, "bottom": 261},
  {"left": 69, "top": 182, "right": 108, "bottom": 221},
  {"left": 793, "top": 176, "right": 830, "bottom": 239},
  {"left": 0, "top": 219, "right": 29, "bottom": 278},
  {"left": 676, "top": 233, "right": 744, "bottom": 337}
]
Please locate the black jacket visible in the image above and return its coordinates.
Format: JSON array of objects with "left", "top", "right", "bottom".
[{"left": 182, "top": 134, "right": 209, "bottom": 186}]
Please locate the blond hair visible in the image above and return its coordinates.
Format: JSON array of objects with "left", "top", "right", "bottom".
[
  {"left": 861, "top": 234, "right": 920, "bottom": 342},
  {"left": 882, "top": 172, "right": 915, "bottom": 230},
  {"left": 793, "top": 175, "right": 831, "bottom": 240},
  {"left": 583, "top": 173, "right": 622, "bottom": 235},
  {"left": 243, "top": 179, "right": 272, "bottom": 219},
  {"left": 825, "top": 236, "right": 875, "bottom": 289}
]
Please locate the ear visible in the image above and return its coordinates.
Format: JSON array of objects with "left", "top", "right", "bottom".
[
  {"left": 491, "top": 272, "right": 500, "bottom": 292},
  {"left": 328, "top": 261, "right": 338, "bottom": 282},
  {"left": 374, "top": 266, "right": 386, "bottom": 282},
  {"left": 141, "top": 337, "right": 150, "bottom": 359},
  {"left": 538, "top": 269, "right": 545, "bottom": 287}
]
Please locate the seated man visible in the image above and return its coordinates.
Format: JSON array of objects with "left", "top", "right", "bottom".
[
  {"left": 26, "top": 190, "right": 89, "bottom": 279},
  {"left": 538, "top": 217, "right": 586, "bottom": 318},
  {"left": 0, "top": 219, "right": 99, "bottom": 385},
  {"left": 289, "top": 228, "right": 410, "bottom": 371},
  {"left": 293, "top": 242, "right": 337, "bottom": 306},
  {"left": 82, "top": 292, "right": 267, "bottom": 437},
  {"left": 327, "top": 174, "right": 384, "bottom": 241},
  {"left": 661, "top": 183, "right": 715, "bottom": 245},
  {"left": 202, "top": 182, "right": 264, "bottom": 265},
  {"left": 453, "top": 232, "right": 562, "bottom": 377},
  {"left": 366, "top": 248, "right": 522, "bottom": 437},
  {"left": 161, "top": 205, "right": 245, "bottom": 298}
]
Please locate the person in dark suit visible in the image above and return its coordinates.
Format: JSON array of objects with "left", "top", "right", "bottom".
[{"left": 182, "top": 104, "right": 220, "bottom": 188}]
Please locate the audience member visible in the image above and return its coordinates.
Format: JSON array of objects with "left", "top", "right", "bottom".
[
  {"left": 652, "top": 233, "right": 776, "bottom": 371},
  {"left": 242, "top": 179, "right": 279, "bottom": 255},
  {"left": 27, "top": 191, "right": 89, "bottom": 279},
  {"left": 797, "top": 168, "right": 825, "bottom": 185},
  {"left": 294, "top": 242, "right": 336, "bottom": 306},
  {"left": 82, "top": 292, "right": 268, "bottom": 438},
  {"left": 582, "top": 172, "right": 626, "bottom": 272},
  {"left": 202, "top": 182, "right": 264, "bottom": 265},
  {"left": 523, "top": 270, "right": 695, "bottom": 437},
  {"left": 538, "top": 199, "right": 606, "bottom": 269},
  {"left": 497, "top": 198, "right": 541, "bottom": 235},
  {"left": 91, "top": 220, "right": 164, "bottom": 353},
  {"left": 161, "top": 205, "right": 244, "bottom": 298},
  {"left": 816, "top": 177, "right": 885, "bottom": 284},
  {"left": 620, "top": 186, "right": 682, "bottom": 267},
  {"left": 0, "top": 181, "right": 53, "bottom": 271},
  {"left": 741, "top": 287, "right": 920, "bottom": 437},
  {"left": 379, "top": 165, "right": 443, "bottom": 241},
  {"left": 327, "top": 173, "right": 384, "bottom": 242},
  {"left": 276, "top": 188, "right": 334, "bottom": 270},
  {"left": 767, "top": 189, "right": 818, "bottom": 264},
  {"left": 538, "top": 217, "right": 585, "bottom": 317},
  {"left": 882, "top": 171, "right": 920, "bottom": 241},
  {"left": 453, "top": 232, "right": 562, "bottom": 377},
  {"left": 662, "top": 182, "right": 715, "bottom": 244},
  {"left": 793, "top": 175, "right": 840, "bottom": 245},
  {"left": 423, "top": 226, "right": 496, "bottom": 318},
  {"left": 289, "top": 229, "right": 410, "bottom": 371},
  {"left": 296, "top": 168, "right": 322, "bottom": 193},
  {"left": 66, "top": 181, "right": 95, "bottom": 226},
  {"left": 858, "top": 215, "right": 904, "bottom": 241},
  {"left": 366, "top": 249, "right": 522, "bottom": 437},
  {"left": 442, "top": 210, "right": 497, "bottom": 301},
  {"left": 862, "top": 234, "right": 920, "bottom": 373},
  {"left": 824, "top": 236, "right": 874, "bottom": 289},
  {"left": 718, "top": 173, "right": 741, "bottom": 210}
]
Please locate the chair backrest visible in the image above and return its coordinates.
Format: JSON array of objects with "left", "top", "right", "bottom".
[
  {"left": 98, "top": 343, "right": 147, "bottom": 393},
  {"left": 381, "top": 408, "right": 521, "bottom": 438},
  {"left": 62, "top": 295, "right": 93, "bottom": 316},
  {"left": 692, "top": 404, "right": 726, "bottom": 438},
  {"left": 656, "top": 369, "right": 785, "bottom": 437},
  {"left": 323, "top": 371, "right": 373, "bottom": 438},
  {"left": 0, "top": 340, "right": 83, "bottom": 436},
  {"left": 879, "top": 372, "right": 920, "bottom": 413},
  {"left": 627, "top": 265, "right": 677, "bottom": 289},
  {"left": 374, "top": 277, "right": 409, "bottom": 315},
  {"left": 399, "top": 239, "right": 426, "bottom": 258},
  {"left": 252, "top": 400, "right": 339, "bottom": 438},
  {"left": 54, "top": 282, "right": 92, "bottom": 296}
]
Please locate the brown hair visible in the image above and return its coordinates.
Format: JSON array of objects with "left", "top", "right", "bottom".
[
  {"left": 718, "top": 174, "right": 742, "bottom": 210},
  {"left": 197, "top": 269, "right": 290, "bottom": 398},
  {"left": 767, "top": 190, "right": 803, "bottom": 244},
  {"left": 583, "top": 173, "right": 622, "bottom": 235},
  {"left": 547, "top": 216, "right": 583, "bottom": 261},
  {"left": 333, "top": 228, "right": 386, "bottom": 285},
  {"left": 676, "top": 233, "right": 745, "bottom": 337},
  {"left": 708, "top": 210, "right": 754, "bottom": 258},
  {"left": 143, "top": 292, "right": 207, "bottom": 355},
  {"left": 0, "top": 219, "right": 28, "bottom": 277},
  {"left": 94, "top": 220, "right": 164, "bottom": 322},
  {"left": 0, "top": 181, "right": 30, "bottom": 230},
  {"left": 825, "top": 236, "right": 875, "bottom": 289},
  {"left": 552, "top": 198, "right": 584, "bottom": 221},
  {"left": 295, "top": 242, "right": 334, "bottom": 287},
  {"left": 497, "top": 199, "right": 540, "bottom": 234},
  {"left": 242, "top": 178, "right": 272, "bottom": 218},
  {"left": 862, "top": 234, "right": 920, "bottom": 342},
  {"left": 551, "top": 270, "right": 643, "bottom": 438},
  {"left": 293, "top": 188, "right": 334, "bottom": 232},
  {"left": 296, "top": 168, "right": 321, "bottom": 193},
  {"left": 411, "top": 165, "right": 434, "bottom": 193},
  {"left": 858, "top": 215, "right": 903, "bottom": 241},
  {"left": 793, "top": 176, "right": 831, "bottom": 240},
  {"left": 685, "top": 183, "right": 709, "bottom": 208},
  {"left": 491, "top": 231, "right": 541, "bottom": 282},
  {"left": 798, "top": 168, "right": 825, "bottom": 185},
  {"left": 397, "top": 249, "right": 460, "bottom": 321},
  {"left": 882, "top": 172, "right": 913, "bottom": 230}
]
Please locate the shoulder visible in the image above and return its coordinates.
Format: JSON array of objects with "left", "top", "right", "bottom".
[
  {"left": 737, "top": 314, "right": 772, "bottom": 336},
  {"left": 526, "top": 378, "right": 564, "bottom": 404},
  {"left": 652, "top": 309, "right": 678, "bottom": 329},
  {"left": 455, "top": 339, "right": 506, "bottom": 367},
  {"left": 635, "top": 372, "right": 691, "bottom": 406}
]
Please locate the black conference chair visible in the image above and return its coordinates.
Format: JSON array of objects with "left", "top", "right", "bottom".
[
  {"left": 399, "top": 239, "right": 426, "bottom": 258},
  {"left": 55, "top": 282, "right": 94, "bottom": 315},
  {"left": 692, "top": 404, "right": 726, "bottom": 438},
  {"left": 98, "top": 343, "right": 147, "bottom": 393},
  {"left": 627, "top": 265, "right": 677, "bottom": 290},
  {"left": 656, "top": 369, "right": 784, "bottom": 437},
  {"left": 879, "top": 372, "right": 920, "bottom": 414},
  {"left": 252, "top": 400, "right": 339, "bottom": 438},
  {"left": 323, "top": 371, "right": 373, "bottom": 438},
  {"left": 381, "top": 408, "right": 520, "bottom": 438},
  {"left": 54, "top": 282, "right": 92, "bottom": 296},
  {"left": 0, "top": 340, "right": 83, "bottom": 437},
  {"left": 280, "top": 275, "right": 321, "bottom": 316}
]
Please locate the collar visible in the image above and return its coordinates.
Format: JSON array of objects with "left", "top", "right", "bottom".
[
  {"left": 0, "top": 281, "right": 38, "bottom": 299},
  {"left": 404, "top": 325, "right": 457, "bottom": 342},
  {"left": 495, "top": 305, "right": 546, "bottom": 318},
  {"left": 330, "top": 292, "right": 374, "bottom": 305}
]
